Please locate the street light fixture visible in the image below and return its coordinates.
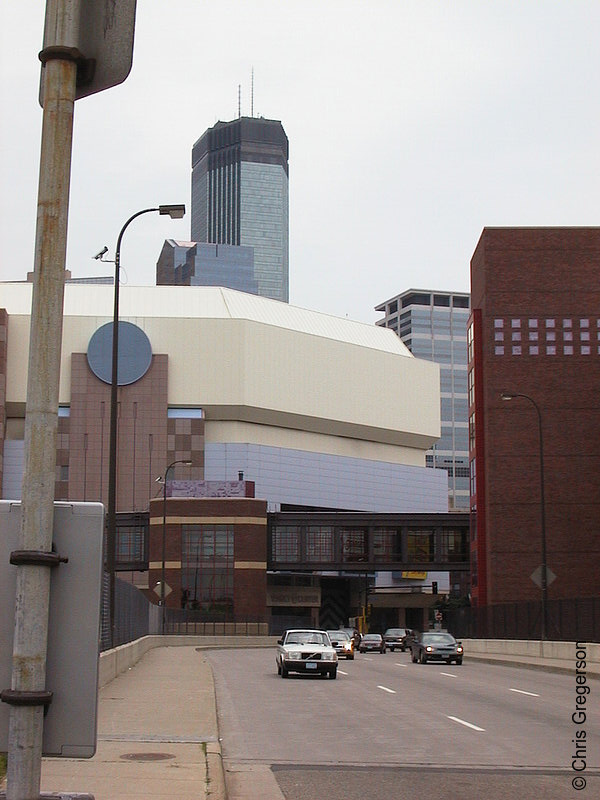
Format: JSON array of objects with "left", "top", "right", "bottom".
[
  {"left": 105, "top": 204, "right": 185, "bottom": 648},
  {"left": 161, "top": 459, "right": 193, "bottom": 634},
  {"left": 500, "top": 391, "right": 548, "bottom": 640}
]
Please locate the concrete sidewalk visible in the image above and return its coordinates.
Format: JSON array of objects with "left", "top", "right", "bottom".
[{"left": 40, "top": 646, "right": 224, "bottom": 800}]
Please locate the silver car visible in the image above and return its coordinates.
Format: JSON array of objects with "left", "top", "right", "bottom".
[{"left": 276, "top": 629, "right": 338, "bottom": 679}]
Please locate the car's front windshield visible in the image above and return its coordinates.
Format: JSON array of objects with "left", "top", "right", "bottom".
[
  {"left": 327, "top": 631, "right": 349, "bottom": 641},
  {"left": 423, "top": 634, "right": 455, "bottom": 644},
  {"left": 285, "top": 631, "right": 329, "bottom": 646}
]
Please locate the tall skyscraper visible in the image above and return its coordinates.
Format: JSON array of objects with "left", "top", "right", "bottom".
[
  {"left": 376, "top": 289, "right": 471, "bottom": 510},
  {"left": 191, "top": 117, "right": 289, "bottom": 302}
]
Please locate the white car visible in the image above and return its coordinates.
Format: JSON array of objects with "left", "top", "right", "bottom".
[{"left": 276, "top": 629, "right": 338, "bottom": 679}]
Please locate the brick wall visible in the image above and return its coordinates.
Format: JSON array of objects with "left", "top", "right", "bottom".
[{"left": 470, "top": 228, "right": 600, "bottom": 604}]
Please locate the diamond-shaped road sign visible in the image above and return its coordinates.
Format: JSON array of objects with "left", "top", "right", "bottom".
[
  {"left": 40, "top": 0, "right": 137, "bottom": 105},
  {"left": 153, "top": 581, "right": 172, "bottom": 598},
  {"left": 530, "top": 565, "right": 557, "bottom": 588}
]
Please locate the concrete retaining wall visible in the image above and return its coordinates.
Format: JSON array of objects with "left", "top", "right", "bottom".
[
  {"left": 462, "top": 638, "right": 599, "bottom": 663},
  {"left": 99, "top": 634, "right": 277, "bottom": 688}
]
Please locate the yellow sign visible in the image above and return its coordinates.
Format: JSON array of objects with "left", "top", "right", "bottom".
[{"left": 401, "top": 571, "right": 428, "bottom": 580}]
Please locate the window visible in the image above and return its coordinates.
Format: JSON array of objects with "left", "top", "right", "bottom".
[
  {"left": 547, "top": 345, "right": 556, "bottom": 355},
  {"left": 453, "top": 296, "right": 470, "bottom": 308},
  {"left": 512, "top": 346, "right": 522, "bottom": 355},
  {"left": 581, "top": 319, "right": 589, "bottom": 328},
  {"left": 511, "top": 319, "right": 521, "bottom": 328},
  {"left": 116, "top": 525, "right": 145, "bottom": 564},
  {"left": 494, "top": 319, "right": 504, "bottom": 328},
  {"left": 581, "top": 346, "right": 591, "bottom": 355},
  {"left": 528, "top": 318, "right": 538, "bottom": 328},
  {"left": 406, "top": 530, "right": 434, "bottom": 562},
  {"left": 546, "top": 331, "right": 556, "bottom": 341},
  {"left": 564, "top": 331, "right": 573, "bottom": 342},
  {"left": 388, "top": 300, "right": 398, "bottom": 314},
  {"left": 564, "top": 346, "right": 573, "bottom": 355},
  {"left": 529, "top": 346, "right": 539, "bottom": 355},
  {"left": 305, "top": 526, "right": 334, "bottom": 561},
  {"left": 272, "top": 526, "right": 301, "bottom": 562},
  {"left": 341, "top": 529, "right": 368, "bottom": 563},
  {"left": 495, "top": 346, "right": 504, "bottom": 355},
  {"left": 563, "top": 319, "right": 572, "bottom": 328},
  {"left": 529, "top": 331, "right": 538, "bottom": 341},
  {"left": 402, "top": 292, "right": 430, "bottom": 307},
  {"left": 373, "top": 529, "right": 401, "bottom": 561},
  {"left": 433, "top": 294, "right": 450, "bottom": 307},
  {"left": 546, "top": 319, "right": 555, "bottom": 328},
  {"left": 512, "top": 331, "right": 521, "bottom": 341},
  {"left": 181, "top": 524, "right": 234, "bottom": 612}
]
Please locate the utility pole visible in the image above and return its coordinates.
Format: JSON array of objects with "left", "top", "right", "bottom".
[
  {"left": 5, "top": 4, "right": 78, "bottom": 797},
  {"left": 3, "top": 3, "right": 137, "bottom": 798}
]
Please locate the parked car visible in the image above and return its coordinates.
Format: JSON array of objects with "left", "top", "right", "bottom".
[
  {"left": 276, "top": 629, "right": 338, "bottom": 679},
  {"left": 383, "top": 627, "right": 411, "bottom": 652},
  {"left": 326, "top": 630, "right": 355, "bottom": 659},
  {"left": 359, "top": 633, "right": 386, "bottom": 653},
  {"left": 410, "top": 631, "right": 464, "bottom": 665}
]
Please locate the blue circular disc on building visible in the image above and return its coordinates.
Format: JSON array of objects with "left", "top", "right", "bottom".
[{"left": 87, "top": 322, "right": 153, "bottom": 386}]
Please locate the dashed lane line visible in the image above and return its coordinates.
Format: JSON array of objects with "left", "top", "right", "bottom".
[
  {"left": 447, "top": 715, "right": 485, "bottom": 732},
  {"left": 509, "top": 688, "right": 540, "bottom": 697},
  {"left": 377, "top": 685, "right": 397, "bottom": 694}
]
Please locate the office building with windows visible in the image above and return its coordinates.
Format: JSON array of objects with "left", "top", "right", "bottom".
[
  {"left": 376, "top": 289, "right": 471, "bottom": 510},
  {"left": 156, "top": 240, "right": 259, "bottom": 295},
  {"left": 469, "top": 227, "right": 600, "bottom": 609},
  {"left": 190, "top": 117, "right": 289, "bottom": 302}
]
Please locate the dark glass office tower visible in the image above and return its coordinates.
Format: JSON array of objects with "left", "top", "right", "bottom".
[{"left": 191, "top": 117, "right": 289, "bottom": 302}]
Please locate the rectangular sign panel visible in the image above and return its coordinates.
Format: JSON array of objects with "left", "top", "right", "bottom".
[{"left": 0, "top": 501, "right": 104, "bottom": 757}]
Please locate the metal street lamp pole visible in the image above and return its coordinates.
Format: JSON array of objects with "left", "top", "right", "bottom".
[
  {"left": 161, "top": 459, "right": 192, "bottom": 634},
  {"left": 105, "top": 204, "right": 185, "bottom": 648},
  {"left": 501, "top": 392, "right": 548, "bottom": 640}
]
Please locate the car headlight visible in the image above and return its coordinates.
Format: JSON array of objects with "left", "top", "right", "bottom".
[
  {"left": 321, "top": 652, "right": 337, "bottom": 661},
  {"left": 456, "top": 646, "right": 463, "bottom": 654},
  {"left": 285, "top": 651, "right": 302, "bottom": 660},
  {"left": 426, "top": 646, "right": 433, "bottom": 652},
  {"left": 343, "top": 642, "right": 352, "bottom": 651}
]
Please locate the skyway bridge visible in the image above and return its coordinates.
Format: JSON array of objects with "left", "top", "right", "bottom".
[{"left": 267, "top": 511, "right": 470, "bottom": 573}]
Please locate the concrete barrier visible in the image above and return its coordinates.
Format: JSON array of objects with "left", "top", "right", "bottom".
[
  {"left": 99, "top": 635, "right": 278, "bottom": 688},
  {"left": 462, "top": 638, "right": 599, "bottom": 663}
]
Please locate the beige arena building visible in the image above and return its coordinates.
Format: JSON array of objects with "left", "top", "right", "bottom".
[{"left": 1, "top": 282, "right": 446, "bottom": 513}]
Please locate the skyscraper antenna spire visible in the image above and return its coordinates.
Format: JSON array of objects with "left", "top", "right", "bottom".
[
  {"left": 238, "top": 84, "right": 241, "bottom": 118},
  {"left": 251, "top": 67, "right": 254, "bottom": 117}
]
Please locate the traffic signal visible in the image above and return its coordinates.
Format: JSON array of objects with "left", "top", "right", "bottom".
[{"left": 432, "top": 581, "right": 438, "bottom": 594}]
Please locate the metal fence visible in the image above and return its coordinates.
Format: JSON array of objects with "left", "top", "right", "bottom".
[
  {"left": 444, "top": 597, "right": 600, "bottom": 643},
  {"left": 100, "top": 575, "right": 160, "bottom": 651}
]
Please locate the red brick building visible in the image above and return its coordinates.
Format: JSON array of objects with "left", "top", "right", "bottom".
[{"left": 469, "top": 227, "right": 600, "bottom": 607}]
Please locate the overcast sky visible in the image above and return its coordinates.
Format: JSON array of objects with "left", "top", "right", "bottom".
[{"left": 1, "top": 1, "right": 600, "bottom": 323}]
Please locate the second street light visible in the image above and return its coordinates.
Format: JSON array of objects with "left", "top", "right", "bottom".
[
  {"left": 161, "top": 459, "right": 193, "bottom": 634},
  {"left": 501, "top": 391, "right": 548, "bottom": 641},
  {"left": 103, "top": 204, "right": 185, "bottom": 648}
]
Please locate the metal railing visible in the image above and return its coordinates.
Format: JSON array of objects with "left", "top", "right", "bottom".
[{"left": 444, "top": 597, "right": 600, "bottom": 642}]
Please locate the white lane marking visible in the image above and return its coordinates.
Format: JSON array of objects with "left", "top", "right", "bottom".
[
  {"left": 509, "top": 688, "right": 540, "bottom": 697},
  {"left": 447, "top": 715, "right": 485, "bottom": 732},
  {"left": 338, "top": 670, "right": 348, "bottom": 676},
  {"left": 395, "top": 663, "right": 407, "bottom": 667},
  {"left": 440, "top": 672, "right": 457, "bottom": 678},
  {"left": 364, "top": 657, "right": 373, "bottom": 661},
  {"left": 377, "top": 685, "right": 396, "bottom": 694}
]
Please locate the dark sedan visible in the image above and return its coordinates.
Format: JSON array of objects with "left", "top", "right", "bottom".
[
  {"left": 383, "top": 627, "right": 410, "bottom": 652},
  {"left": 359, "top": 633, "right": 386, "bottom": 653},
  {"left": 410, "top": 631, "right": 463, "bottom": 665}
]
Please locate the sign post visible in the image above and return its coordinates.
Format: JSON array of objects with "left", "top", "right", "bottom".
[{"left": 2, "top": 3, "right": 137, "bottom": 798}]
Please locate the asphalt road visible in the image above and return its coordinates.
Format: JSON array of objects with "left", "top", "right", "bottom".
[{"left": 207, "top": 648, "right": 599, "bottom": 800}]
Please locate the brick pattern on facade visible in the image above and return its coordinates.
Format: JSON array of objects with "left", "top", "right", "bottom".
[{"left": 469, "top": 227, "right": 600, "bottom": 605}]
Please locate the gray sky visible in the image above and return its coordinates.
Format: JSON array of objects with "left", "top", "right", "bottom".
[{"left": 1, "top": 1, "right": 600, "bottom": 323}]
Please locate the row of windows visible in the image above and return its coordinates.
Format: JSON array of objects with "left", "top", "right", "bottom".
[
  {"left": 496, "top": 330, "right": 596, "bottom": 342},
  {"left": 495, "top": 344, "right": 597, "bottom": 356},
  {"left": 495, "top": 317, "right": 596, "bottom": 329}
]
